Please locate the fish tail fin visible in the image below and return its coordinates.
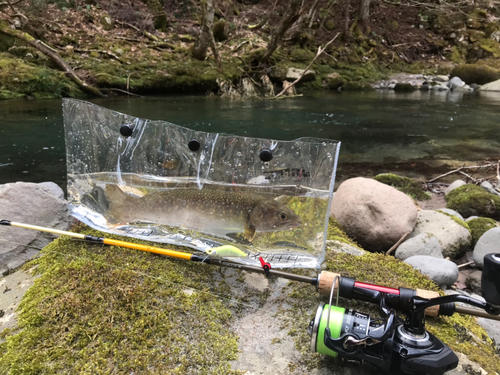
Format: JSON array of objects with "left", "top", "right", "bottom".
[{"left": 104, "top": 184, "right": 134, "bottom": 222}]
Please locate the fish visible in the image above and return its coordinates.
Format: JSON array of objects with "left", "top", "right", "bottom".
[{"left": 103, "top": 185, "right": 302, "bottom": 241}]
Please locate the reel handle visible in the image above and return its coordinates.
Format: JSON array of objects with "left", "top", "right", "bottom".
[{"left": 482, "top": 253, "right": 500, "bottom": 314}]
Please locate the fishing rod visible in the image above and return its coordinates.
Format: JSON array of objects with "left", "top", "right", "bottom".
[
  {"left": 1, "top": 219, "right": 496, "bottom": 320},
  {"left": 2, "top": 219, "right": 500, "bottom": 374}
]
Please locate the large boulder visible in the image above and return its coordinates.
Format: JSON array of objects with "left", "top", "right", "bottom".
[
  {"left": 408, "top": 210, "right": 471, "bottom": 259},
  {"left": 405, "top": 255, "right": 459, "bottom": 286},
  {"left": 0, "top": 182, "right": 72, "bottom": 275},
  {"left": 473, "top": 227, "right": 500, "bottom": 268},
  {"left": 330, "top": 177, "right": 418, "bottom": 252}
]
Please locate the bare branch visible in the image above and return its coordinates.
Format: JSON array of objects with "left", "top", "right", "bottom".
[{"left": 274, "top": 33, "right": 339, "bottom": 98}]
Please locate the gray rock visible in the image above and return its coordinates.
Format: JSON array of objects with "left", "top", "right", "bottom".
[
  {"left": 465, "top": 216, "right": 479, "bottom": 222},
  {"left": 437, "top": 208, "right": 464, "bottom": 221},
  {"left": 330, "top": 177, "right": 418, "bottom": 252},
  {"left": 449, "top": 76, "right": 465, "bottom": 89},
  {"left": 445, "top": 180, "right": 466, "bottom": 195},
  {"left": 395, "top": 233, "right": 443, "bottom": 261},
  {"left": 473, "top": 227, "right": 500, "bottom": 268},
  {"left": 409, "top": 210, "right": 471, "bottom": 259},
  {"left": 480, "top": 181, "right": 500, "bottom": 197},
  {"left": 469, "top": 83, "right": 481, "bottom": 90},
  {"left": 433, "top": 75, "right": 450, "bottom": 82},
  {"left": 285, "top": 67, "right": 316, "bottom": 83},
  {"left": 432, "top": 83, "right": 450, "bottom": 91},
  {"left": 325, "top": 240, "right": 366, "bottom": 256},
  {"left": 478, "top": 78, "right": 500, "bottom": 92},
  {"left": 0, "top": 182, "right": 72, "bottom": 275},
  {"left": 38, "top": 181, "right": 65, "bottom": 200},
  {"left": 405, "top": 255, "right": 459, "bottom": 286}
]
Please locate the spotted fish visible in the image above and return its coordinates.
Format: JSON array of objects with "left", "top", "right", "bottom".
[{"left": 104, "top": 185, "right": 301, "bottom": 241}]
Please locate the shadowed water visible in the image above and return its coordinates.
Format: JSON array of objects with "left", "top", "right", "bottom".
[{"left": 2, "top": 90, "right": 500, "bottom": 191}]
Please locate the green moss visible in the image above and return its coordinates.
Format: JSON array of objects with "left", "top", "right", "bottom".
[
  {"left": 0, "top": 53, "right": 83, "bottom": 98},
  {"left": 446, "top": 184, "right": 500, "bottom": 219},
  {"left": 327, "top": 217, "right": 362, "bottom": 249},
  {"left": 450, "top": 64, "right": 500, "bottom": 85},
  {"left": 373, "top": 173, "right": 431, "bottom": 201},
  {"left": 213, "top": 20, "right": 228, "bottom": 42},
  {"left": 467, "top": 217, "right": 498, "bottom": 245},
  {"left": 478, "top": 38, "right": 500, "bottom": 58},
  {"left": 289, "top": 48, "right": 316, "bottom": 63},
  {"left": 0, "top": 225, "right": 239, "bottom": 374}
]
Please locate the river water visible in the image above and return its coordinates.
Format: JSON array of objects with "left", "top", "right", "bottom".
[{"left": 2, "top": 90, "right": 500, "bottom": 191}]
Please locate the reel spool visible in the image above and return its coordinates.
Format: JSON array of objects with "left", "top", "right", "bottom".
[{"left": 308, "top": 303, "right": 372, "bottom": 357}]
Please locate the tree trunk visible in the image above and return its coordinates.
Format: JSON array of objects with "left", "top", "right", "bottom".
[
  {"left": 0, "top": 21, "right": 106, "bottom": 97},
  {"left": 192, "top": 0, "right": 216, "bottom": 61},
  {"left": 358, "top": 0, "right": 370, "bottom": 33},
  {"left": 259, "top": 0, "right": 302, "bottom": 62},
  {"left": 343, "top": 0, "right": 351, "bottom": 41}
]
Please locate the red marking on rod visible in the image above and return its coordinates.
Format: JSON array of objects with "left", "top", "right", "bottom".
[{"left": 355, "top": 282, "right": 400, "bottom": 295}]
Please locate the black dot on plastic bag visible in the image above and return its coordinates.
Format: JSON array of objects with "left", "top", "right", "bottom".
[
  {"left": 259, "top": 149, "right": 273, "bottom": 162},
  {"left": 188, "top": 139, "right": 201, "bottom": 151},
  {"left": 119, "top": 125, "right": 133, "bottom": 137}
]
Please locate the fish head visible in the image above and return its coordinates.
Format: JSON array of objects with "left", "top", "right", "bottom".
[{"left": 249, "top": 200, "right": 302, "bottom": 232}]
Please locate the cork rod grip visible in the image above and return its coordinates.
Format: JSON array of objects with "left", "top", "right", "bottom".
[
  {"left": 318, "top": 271, "right": 341, "bottom": 295},
  {"left": 416, "top": 288, "right": 441, "bottom": 317}
]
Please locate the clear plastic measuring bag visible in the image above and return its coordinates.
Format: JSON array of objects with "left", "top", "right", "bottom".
[{"left": 63, "top": 99, "right": 340, "bottom": 268}]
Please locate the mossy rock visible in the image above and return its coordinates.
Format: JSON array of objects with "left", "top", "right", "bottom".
[
  {"left": 450, "top": 64, "right": 500, "bottom": 85},
  {"left": 326, "top": 72, "right": 345, "bottom": 90},
  {"left": 289, "top": 47, "right": 316, "bottom": 62},
  {"left": 324, "top": 19, "right": 335, "bottom": 31},
  {"left": 373, "top": 173, "right": 431, "bottom": 201},
  {"left": 341, "top": 81, "right": 374, "bottom": 91},
  {"left": 0, "top": 226, "right": 239, "bottom": 373},
  {"left": 213, "top": 20, "right": 228, "bottom": 42},
  {"left": 393, "top": 83, "right": 417, "bottom": 92},
  {"left": 467, "top": 217, "right": 499, "bottom": 245},
  {"left": 446, "top": 184, "right": 500, "bottom": 219},
  {"left": 100, "top": 14, "right": 114, "bottom": 31}
]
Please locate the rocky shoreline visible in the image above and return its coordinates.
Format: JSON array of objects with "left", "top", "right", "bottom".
[{"left": 1, "top": 178, "right": 499, "bottom": 374}]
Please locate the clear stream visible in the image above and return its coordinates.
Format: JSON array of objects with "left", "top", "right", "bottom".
[{"left": 2, "top": 90, "right": 500, "bottom": 191}]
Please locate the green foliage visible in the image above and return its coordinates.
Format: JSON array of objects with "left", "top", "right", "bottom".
[
  {"left": 373, "top": 173, "right": 431, "bottom": 201},
  {"left": 446, "top": 184, "right": 500, "bottom": 219}
]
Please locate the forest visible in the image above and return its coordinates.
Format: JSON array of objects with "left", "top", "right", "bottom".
[{"left": 1, "top": 0, "right": 500, "bottom": 99}]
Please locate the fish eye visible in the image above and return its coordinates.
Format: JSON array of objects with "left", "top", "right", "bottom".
[{"left": 278, "top": 212, "right": 287, "bottom": 221}]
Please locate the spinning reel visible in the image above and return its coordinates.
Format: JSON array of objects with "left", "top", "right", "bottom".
[{"left": 308, "top": 253, "right": 500, "bottom": 374}]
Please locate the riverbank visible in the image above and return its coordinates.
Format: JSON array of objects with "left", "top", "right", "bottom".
[
  {"left": 2, "top": 1, "right": 500, "bottom": 99},
  {"left": 1, "top": 178, "right": 500, "bottom": 374}
]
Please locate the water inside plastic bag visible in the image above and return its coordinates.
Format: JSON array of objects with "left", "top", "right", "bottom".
[{"left": 63, "top": 99, "right": 340, "bottom": 268}]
